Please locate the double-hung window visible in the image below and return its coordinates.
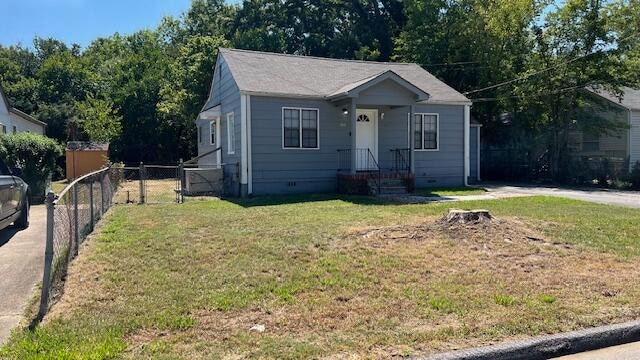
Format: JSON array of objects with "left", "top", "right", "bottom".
[
  {"left": 414, "top": 113, "right": 439, "bottom": 150},
  {"left": 226, "top": 113, "right": 235, "bottom": 154},
  {"left": 283, "top": 107, "right": 319, "bottom": 149}
]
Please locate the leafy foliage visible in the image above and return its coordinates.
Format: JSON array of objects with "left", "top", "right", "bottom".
[
  {"left": 0, "top": 0, "right": 638, "bottom": 177},
  {"left": 0, "top": 133, "right": 63, "bottom": 200},
  {"left": 75, "top": 97, "right": 122, "bottom": 143}
]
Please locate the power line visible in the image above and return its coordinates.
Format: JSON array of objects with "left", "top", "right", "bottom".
[
  {"left": 470, "top": 84, "right": 585, "bottom": 102},
  {"left": 421, "top": 61, "right": 481, "bottom": 67},
  {"left": 463, "top": 31, "right": 638, "bottom": 96}
]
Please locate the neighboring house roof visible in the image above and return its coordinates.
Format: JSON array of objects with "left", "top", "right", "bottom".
[
  {"left": 218, "top": 48, "right": 470, "bottom": 105},
  {"left": 587, "top": 86, "right": 640, "bottom": 111},
  {"left": 0, "top": 82, "right": 46, "bottom": 127},
  {"left": 9, "top": 108, "right": 47, "bottom": 127},
  {"left": 66, "top": 141, "right": 109, "bottom": 151}
]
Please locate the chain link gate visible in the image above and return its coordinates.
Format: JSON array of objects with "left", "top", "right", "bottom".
[{"left": 111, "top": 163, "right": 181, "bottom": 205}]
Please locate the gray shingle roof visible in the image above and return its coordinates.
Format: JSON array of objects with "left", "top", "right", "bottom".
[
  {"left": 588, "top": 86, "right": 640, "bottom": 111},
  {"left": 219, "top": 48, "right": 470, "bottom": 104}
]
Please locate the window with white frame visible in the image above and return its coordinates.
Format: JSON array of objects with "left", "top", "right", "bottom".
[
  {"left": 198, "top": 125, "right": 202, "bottom": 144},
  {"left": 283, "top": 107, "right": 319, "bottom": 149},
  {"left": 210, "top": 120, "right": 217, "bottom": 145},
  {"left": 226, "top": 112, "right": 235, "bottom": 154},
  {"left": 0, "top": 124, "right": 6, "bottom": 134},
  {"left": 414, "top": 113, "right": 439, "bottom": 150}
]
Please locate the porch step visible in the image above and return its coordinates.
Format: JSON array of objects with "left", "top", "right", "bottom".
[
  {"left": 380, "top": 178, "right": 406, "bottom": 187},
  {"left": 378, "top": 186, "right": 408, "bottom": 195}
]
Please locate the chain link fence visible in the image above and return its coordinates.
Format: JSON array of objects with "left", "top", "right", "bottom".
[
  {"left": 38, "top": 167, "right": 120, "bottom": 320},
  {"left": 36, "top": 161, "right": 230, "bottom": 322}
]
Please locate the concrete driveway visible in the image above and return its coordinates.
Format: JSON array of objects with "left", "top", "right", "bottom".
[
  {"left": 484, "top": 184, "right": 640, "bottom": 208},
  {"left": 0, "top": 205, "right": 46, "bottom": 345}
]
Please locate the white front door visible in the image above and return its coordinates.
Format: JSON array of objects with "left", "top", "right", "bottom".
[{"left": 355, "top": 109, "right": 378, "bottom": 170}]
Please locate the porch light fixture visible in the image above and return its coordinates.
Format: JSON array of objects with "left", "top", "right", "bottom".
[{"left": 342, "top": 108, "right": 349, "bottom": 115}]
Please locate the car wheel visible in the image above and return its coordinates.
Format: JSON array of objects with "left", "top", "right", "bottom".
[{"left": 15, "top": 197, "right": 29, "bottom": 229}]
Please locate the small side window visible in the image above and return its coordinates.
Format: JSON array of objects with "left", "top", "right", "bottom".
[{"left": 227, "top": 113, "right": 235, "bottom": 154}]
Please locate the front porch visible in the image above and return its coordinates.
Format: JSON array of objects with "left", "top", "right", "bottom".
[{"left": 328, "top": 70, "right": 430, "bottom": 195}]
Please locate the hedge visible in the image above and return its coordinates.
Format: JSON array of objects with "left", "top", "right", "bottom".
[{"left": 0, "top": 133, "right": 63, "bottom": 202}]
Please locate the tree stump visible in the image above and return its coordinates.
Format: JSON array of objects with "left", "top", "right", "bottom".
[{"left": 444, "top": 209, "right": 492, "bottom": 224}]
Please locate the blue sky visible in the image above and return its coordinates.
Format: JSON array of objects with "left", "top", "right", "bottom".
[{"left": 0, "top": 0, "right": 197, "bottom": 48}]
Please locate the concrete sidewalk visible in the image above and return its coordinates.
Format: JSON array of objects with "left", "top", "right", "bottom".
[
  {"left": 0, "top": 205, "right": 46, "bottom": 345},
  {"left": 552, "top": 342, "right": 640, "bottom": 359}
]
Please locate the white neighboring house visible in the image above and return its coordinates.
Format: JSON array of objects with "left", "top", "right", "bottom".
[
  {"left": 579, "top": 87, "right": 640, "bottom": 168},
  {"left": 0, "top": 84, "right": 46, "bottom": 135}
]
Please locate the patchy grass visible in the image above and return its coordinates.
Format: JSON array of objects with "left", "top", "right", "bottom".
[
  {"left": 414, "top": 186, "right": 487, "bottom": 197},
  {"left": 4, "top": 195, "right": 640, "bottom": 359},
  {"left": 50, "top": 180, "right": 68, "bottom": 194}
]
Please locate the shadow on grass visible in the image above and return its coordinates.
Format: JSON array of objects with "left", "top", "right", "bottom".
[{"left": 225, "top": 192, "right": 391, "bottom": 208}]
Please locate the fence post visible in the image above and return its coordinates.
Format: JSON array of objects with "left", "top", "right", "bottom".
[
  {"left": 89, "top": 176, "right": 95, "bottom": 232},
  {"left": 100, "top": 172, "right": 105, "bottom": 215},
  {"left": 73, "top": 184, "right": 80, "bottom": 256},
  {"left": 139, "top": 162, "right": 145, "bottom": 204},
  {"left": 37, "top": 192, "right": 56, "bottom": 320}
]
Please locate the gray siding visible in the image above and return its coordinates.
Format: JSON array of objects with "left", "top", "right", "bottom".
[
  {"left": 249, "top": 97, "right": 466, "bottom": 194},
  {"left": 355, "top": 79, "right": 419, "bottom": 106},
  {"left": 197, "top": 54, "right": 243, "bottom": 195},
  {"left": 413, "top": 104, "right": 465, "bottom": 187},
  {"left": 378, "top": 106, "right": 410, "bottom": 168},
  {"left": 250, "top": 96, "right": 348, "bottom": 194}
]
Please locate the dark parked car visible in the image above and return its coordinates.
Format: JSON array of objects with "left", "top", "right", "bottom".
[{"left": 0, "top": 159, "right": 29, "bottom": 231}]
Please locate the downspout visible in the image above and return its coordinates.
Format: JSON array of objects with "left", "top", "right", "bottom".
[
  {"left": 464, "top": 105, "right": 471, "bottom": 186},
  {"left": 247, "top": 95, "right": 252, "bottom": 195}
]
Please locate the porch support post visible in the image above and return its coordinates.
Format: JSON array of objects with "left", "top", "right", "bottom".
[
  {"left": 350, "top": 99, "right": 357, "bottom": 174},
  {"left": 409, "top": 104, "right": 415, "bottom": 173}
]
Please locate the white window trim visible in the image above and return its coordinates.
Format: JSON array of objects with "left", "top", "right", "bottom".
[
  {"left": 226, "top": 112, "right": 235, "bottom": 154},
  {"left": 281, "top": 107, "right": 320, "bottom": 150},
  {"left": 413, "top": 113, "right": 440, "bottom": 152},
  {"left": 209, "top": 119, "right": 217, "bottom": 146}
]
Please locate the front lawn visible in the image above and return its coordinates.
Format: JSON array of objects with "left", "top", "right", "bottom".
[{"left": 4, "top": 195, "right": 640, "bottom": 359}]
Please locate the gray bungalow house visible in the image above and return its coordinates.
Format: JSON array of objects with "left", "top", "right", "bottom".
[{"left": 196, "top": 48, "right": 479, "bottom": 196}]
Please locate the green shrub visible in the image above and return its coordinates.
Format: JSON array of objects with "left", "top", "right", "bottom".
[{"left": 0, "top": 133, "right": 63, "bottom": 202}]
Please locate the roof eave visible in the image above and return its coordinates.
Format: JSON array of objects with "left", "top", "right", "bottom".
[{"left": 9, "top": 108, "right": 47, "bottom": 127}]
